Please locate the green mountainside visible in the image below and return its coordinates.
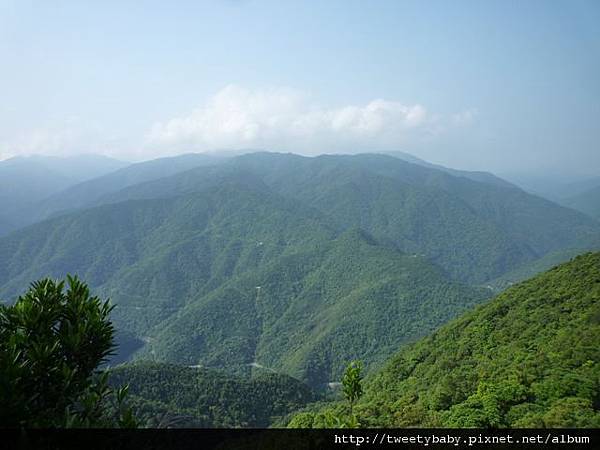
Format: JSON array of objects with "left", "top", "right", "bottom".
[
  {"left": 1, "top": 152, "right": 598, "bottom": 389},
  {"left": 291, "top": 252, "right": 600, "bottom": 427},
  {"left": 385, "top": 151, "right": 515, "bottom": 188},
  {"left": 0, "top": 154, "right": 129, "bottom": 235},
  {"left": 108, "top": 362, "right": 317, "bottom": 427},
  {"left": 99, "top": 152, "right": 600, "bottom": 283},
  {"left": 0, "top": 179, "right": 487, "bottom": 386},
  {"left": 488, "top": 247, "right": 596, "bottom": 292},
  {"left": 143, "top": 226, "right": 487, "bottom": 387},
  {"left": 36, "top": 153, "right": 226, "bottom": 222},
  {"left": 234, "top": 153, "right": 600, "bottom": 283}
]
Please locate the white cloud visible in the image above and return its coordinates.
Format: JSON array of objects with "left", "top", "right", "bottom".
[
  {"left": 1, "top": 86, "right": 476, "bottom": 161},
  {"left": 146, "top": 85, "right": 432, "bottom": 155},
  {"left": 0, "top": 117, "right": 106, "bottom": 158}
]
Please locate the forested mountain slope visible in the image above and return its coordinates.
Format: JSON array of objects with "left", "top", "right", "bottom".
[
  {"left": 94, "top": 152, "right": 600, "bottom": 283},
  {"left": 1, "top": 152, "right": 598, "bottom": 387},
  {"left": 236, "top": 153, "right": 600, "bottom": 283},
  {"left": 488, "top": 247, "right": 596, "bottom": 292},
  {"left": 32, "top": 153, "right": 227, "bottom": 223},
  {"left": 0, "top": 177, "right": 488, "bottom": 386},
  {"left": 0, "top": 154, "right": 128, "bottom": 235},
  {"left": 109, "top": 362, "right": 318, "bottom": 427},
  {"left": 292, "top": 252, "right": 600, "bottom": 427},
  {"left": 0, "top": 178, "right": 332, "bottom": 309},
  {"left": 385, "top": 151, "right": 515, "bottom": 188},
  {"left": 143, "top": 226, "right": 487, "bottom": 386}
]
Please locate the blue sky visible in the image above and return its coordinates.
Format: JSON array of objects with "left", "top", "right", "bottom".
[{"left": 1, "top": 0, "right": 599, "bottom": 176}]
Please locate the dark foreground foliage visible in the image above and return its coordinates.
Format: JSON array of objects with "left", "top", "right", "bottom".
[{"left": 0, "top": 276, "right": 136, "bottom": 427}]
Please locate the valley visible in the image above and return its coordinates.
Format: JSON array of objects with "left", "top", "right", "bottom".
[{"left": 1, "top": 151, "right": 599, "bottom": 428}]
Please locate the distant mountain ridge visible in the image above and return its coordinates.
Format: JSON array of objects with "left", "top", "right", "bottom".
[
  {"left": 1, "top": 151, "right": 599, "bottom": 387},
  {"left": 1, "top": 154, "right": 128, "bottom": 183},
  {"left": 501, "top": 173, "right": 600, "bottom": 204},
  {"left": 0, "top": 179, "right": 489, "bottom": 386},
  {"left": 35, "top": 153, "right": 227, "bottom": 222},
  {"left": 0, "top": 154, "right": 129, "bottom": 235},
  {"left": 561, "top": 185, "right": 600, "bottom": 221},
  {"left": 88, "top": 151, "right": 600, "bottom": 282},
  {"left": 385, "top": 151, "right": 516, "bottom": 189}
]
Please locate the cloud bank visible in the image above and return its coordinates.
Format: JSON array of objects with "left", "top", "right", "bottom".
[
  {"left": 1, "top": 85, "right": 475, "bottom": 161},
  {"left": 147, "top": 85, "right": 432, "bottom": 155},
  {"left": 0, "top": 118, "right": 110, "bottom": 160}
]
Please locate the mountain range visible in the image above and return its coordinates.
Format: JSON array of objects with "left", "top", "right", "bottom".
[
  {"left": 561, "top": 184, "right": 600, "bottom": 221},
  {"left": 504, "top": 172, "right": 600, "bottom": 222},
  {"left": 1, "top": 151, "right": 599, "bottom": 389},
  {"left": 0, "top": 154, "right": 128, "bottom": 235}
]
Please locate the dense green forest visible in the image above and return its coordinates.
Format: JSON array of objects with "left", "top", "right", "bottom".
[
  {"left": 289, "top": 253, "right": 600, "bottom": 428},
  {"left": 2, "top": 0, "right": 599, "bottom": 432},
  {"left": 103, "top": 152, "right": 600, "bottom": 283},
  {"left": 1, "top": 152, "right": 598, "bottom": 388},
  {"left": 1, "top": 152, "right": 599, "bottom": 430},
  {"left": 108, "top": 362, "right": 318, "bottom": 427},
  {"left": 487, "top": 247, "right": 595, "bottom": 292},
  {"left": 0, "top": 276, "right": 136, "bottom": 427},
  {"left": 142, "top": 226, "right": 488, "bottom": 386}
]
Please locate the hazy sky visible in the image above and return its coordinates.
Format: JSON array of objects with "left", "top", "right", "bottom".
[{"left": 1, "top": 0, "right": 599, "bottom": 176}]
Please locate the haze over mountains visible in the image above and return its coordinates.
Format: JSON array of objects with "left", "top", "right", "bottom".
[
  {"left": 2, "top": 0, "right": 599, "bottom": 432},
  {"left": 1, "top": 150, "right": 599, "bottom": 391},
  {"left": 502, "top": 173, "right": 600, "bottom": 221},
  {"left": 0, "top": 154, "right": 129, "bottom": 235},
  {"left": 35, "top": 153, "right": 227, "bottom": 223},
  {"left": 560, "top": 185, "right": 600, "bottom": 221}
]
